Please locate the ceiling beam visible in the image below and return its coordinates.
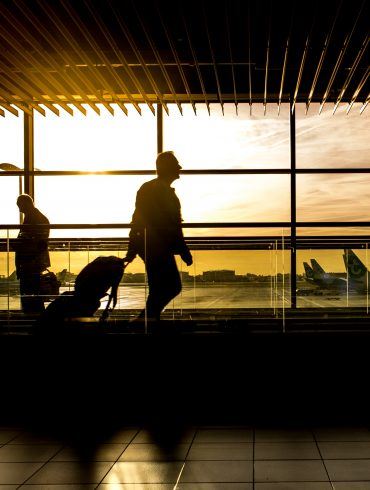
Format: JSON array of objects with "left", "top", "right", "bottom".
[
  {"left": 319, "top": 0, "right": 366, "bottom": 114},
  {"left": 109, "top": 0, "right": 168, "bottom": 115},
  {"left": 346, "top": 67, "right": 370, "bottom": 114},
  {"left": 180, "top": 3, "right": 210, "bottom": 114},
  {"left": 333, "top": 33, "right": 369, "bottom": 114},
  {"left": 131, "top": 1, "right": 182, "bottom": 115},
  {"left": 225, "top": 1, "right": 238, "bottom": 113},
  {"left": 203, "top": 1, "right": 224, "bottom": 114},
  {"left": 157, "top": 3, "right": 196, "bottom": 115},
  {"left": 0, "top": 102, "right": 19, "bottom": 117},
  {"left": 83, "top": 0, "right": 155, "bottom": 115},
  {"left": 306, "top": 1, "right": 343, "bottom": 113}
]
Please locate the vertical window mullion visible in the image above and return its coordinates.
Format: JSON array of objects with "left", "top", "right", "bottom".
[
  {"left": 23, "top": 106, "right": 34, "bottom": 200},
  {"left": 157, "top": 103, "right": 163, "bottom": 154},
  {"left": 290, "top": 99, "right": 297, "bottom": 310}
]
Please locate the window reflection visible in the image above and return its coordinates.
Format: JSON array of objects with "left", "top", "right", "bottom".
[
  {"left": 297, "top": 174, "right": 370, "bottom": 222},
  {"left": 164, "top": 103, "right": 290, "bottom": 169},
  {"left": 34, "top": 103, "right": 156, "bottom": 171},
  {"left": 0, "top": 110, "right": 24, "bottom": 166},
  {"left": 296, "top": 103, "right": 370, "bottom": 168},
  {"left": 297, "top": 248, "right": 370, "bottom": 308}
]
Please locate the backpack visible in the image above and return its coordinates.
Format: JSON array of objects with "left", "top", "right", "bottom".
[
  {"left": 42, "top": 256, "right": 126, "bottom": 325},
  {"left": 74, "top": 256, "right": 126, "bottom": 320},
  {"left": 39, "top": 269, "right": 61, "bottom": 302}
]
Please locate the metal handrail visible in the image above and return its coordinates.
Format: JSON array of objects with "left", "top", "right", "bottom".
[{"left": 2, "top": 222, "right": 370, "bottom": 230}]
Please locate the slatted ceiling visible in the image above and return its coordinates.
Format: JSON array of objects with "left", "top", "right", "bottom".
[
  {"left": 180, "top": 2, "right": 210, "bottom": 115},
  {"left": 360, "top": 93, "right": 370, "bottom": 113},
  {"left": 263, "top": 2, "right": 272, "bottom": 116},
  {"left": 83, "top": 1, "right": 144, "bottom": 116},
  {"left": 16, "top": 0, "right": 115, "bottom": 115},
  {"left": 102, "top": 3, "right": 157, "bottom": 115},
  {"left": 305, "top": 5, "right": 340, "bottom": 113},
  {"left": 0, "top": 2, "right": 86, "bottom": 116},
  {"left": 224, "top": 2, "right": 237, "bottom": 113},
  {"left": 41, "top": 103, "right": 60, "bottom": 117},
  {"left": 108, "top": 1, "right": 170, "bottom": 115},
  {"left": 0, "top": 0, "right": 368, "bottom": 117},
  {"left": 62, "top": 0, "right": 130, "bottom": 116},
  {"left": 132, "top": 2, "right": 183, "bottom": 115},
  {"left": 0, "top": 103, "right": 19, "bottom": 117},
  {"left": 347, "top": 68, "right": 370, "bottom": 113},
  {"left": 291, "top": 10, "right": 317, "bottom": 114},
  {"left": 318, "top": 2, "right": 366, "bottom": 114},
  {"left": 157, "top": 5, "right": 196, "bottom": 115},
  {"left": 333, "top": 34, "right": 369, "bottom": 114},
  {"left": 204, "top": 2, "right": 226, "bottom": 115}
]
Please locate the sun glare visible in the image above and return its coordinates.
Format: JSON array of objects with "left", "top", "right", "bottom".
[{"left": 0, "top": 102, "right": 369, "bottom": 234}]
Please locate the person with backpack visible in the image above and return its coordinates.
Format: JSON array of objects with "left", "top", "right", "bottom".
[{"left": 125, "top": 151, "right": 193, "bottom": 322}]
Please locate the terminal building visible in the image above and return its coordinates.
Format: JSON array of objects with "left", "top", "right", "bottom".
[{"left": 0, "top": 0, "right": 369, "bottom": 486}]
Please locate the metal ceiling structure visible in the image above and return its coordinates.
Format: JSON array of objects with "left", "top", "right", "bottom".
[{"left": 0, "top": 0, "right": 368, "bottom": 117}]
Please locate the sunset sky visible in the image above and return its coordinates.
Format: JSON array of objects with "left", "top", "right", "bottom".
[{"left": 0, "top": 101, "right": 369, "bottom": 276}]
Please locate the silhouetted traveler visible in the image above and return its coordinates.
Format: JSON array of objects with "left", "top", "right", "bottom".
[
  {"left": 14, "top": 194, "right": 50, "bottom": 313},
  {"left": 126, "top": 151, "right": 193, "bottom": 322}
]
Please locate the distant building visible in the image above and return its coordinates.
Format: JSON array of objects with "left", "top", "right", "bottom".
[
  {"left": 122, "top": 273, "right": 146, "bottom": 283},
  {"left": 180, "top": 271, "right": 192, "bottom": 282},
  {"left": 202, "top": 270, "right": 236, "bottom": 282}
]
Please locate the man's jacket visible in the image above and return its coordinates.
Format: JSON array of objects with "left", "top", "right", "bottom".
[
  {"left": 14, "top": 207, "right": 50, "bottom": 276},
  {"left": 128, "top": 178, "right": 189, "bottom": 258}
]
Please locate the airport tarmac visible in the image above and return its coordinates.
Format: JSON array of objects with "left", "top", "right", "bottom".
[{"left": 1, "top": 282, "right": 370, "bottom": 312}]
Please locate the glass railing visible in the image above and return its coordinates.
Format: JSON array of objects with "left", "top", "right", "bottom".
[
  {"left": 295, "top": 233, "right": 370, "bottom": 313},
  {"left": 3, "top": 224, "right": 370, "bottom": 332},
  {"left": 0, "top": 225, "right": 290, "bottom": 331}
]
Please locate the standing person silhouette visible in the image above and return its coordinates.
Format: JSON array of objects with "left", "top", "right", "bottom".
[
  {"left": 14, "top": 194, "right": 50, "bottom": 313},
  {"left": 125, "top": 151, "right": 193, "bottom": 322}
]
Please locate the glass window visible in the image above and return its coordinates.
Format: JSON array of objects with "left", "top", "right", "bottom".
[
  {"left": 171, "top": 249, "right": 290, "bottom": 311},
  {"left": 297, "top": 174, "right": 370, "bottom": 222},
  {"left": 164, "top": 103, "right": 290, "bottom": 169},
  {"left": 35, "top": 175, "right": 151, "bottom": 236},
  {"left": 296, "top": 103, "right": 370, "bottom": 168},
  {"left": 0, "top": 109, "right": 24, "bottom": 167},
  {"left": 297, "top": 248, "right": 370, "bottom": 308},
  {"left": 0, "top": 249, "right": 19, "bottom": 311},
  {"left": 34, "top": 103, "right": 157, "bottom": 170},
  {"left": 35, "top": 174, "right": 290, "bottom": 236},
  {"left": 176, "top": 175, "right": 290, "bottom": 222},
  {"left": 0, "top": 177, "right": 23, "bottom": 224}
]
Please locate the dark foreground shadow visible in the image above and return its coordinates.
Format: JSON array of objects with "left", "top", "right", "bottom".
[{"left": 2, "top": 328, "right": 370, "bottom": 440}]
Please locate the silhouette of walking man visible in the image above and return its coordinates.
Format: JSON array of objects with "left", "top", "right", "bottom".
[
  {"left": 14, "top": 194, "right": 50, "bottom": 313},
  {"left": 126, "top": 151, "right": 193, "bottom": 322}
]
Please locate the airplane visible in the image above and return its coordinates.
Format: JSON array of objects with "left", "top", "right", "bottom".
[
  {"left": 303, "top": 259, "right": 347, "bottom": 290},
  {"left": 343, "top": 249, "right": 369, "bottom": 292},
  {"left": 303, "top": 262, "right": 315, "bottom": 284}
]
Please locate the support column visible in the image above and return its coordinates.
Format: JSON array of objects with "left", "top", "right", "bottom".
[
  {"left": 290, "top": 100, "right": 297, "bottom": 309},
  {"left": 24, "top": 107, "right": 34, "bottom": 200},
  {"left": 157, "top": 103, "right": 163, "bottom": 154}
]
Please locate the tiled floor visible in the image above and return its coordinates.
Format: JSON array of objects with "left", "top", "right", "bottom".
[{"left": 1, "top": 426, "right": 370, "bottom": 488}]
